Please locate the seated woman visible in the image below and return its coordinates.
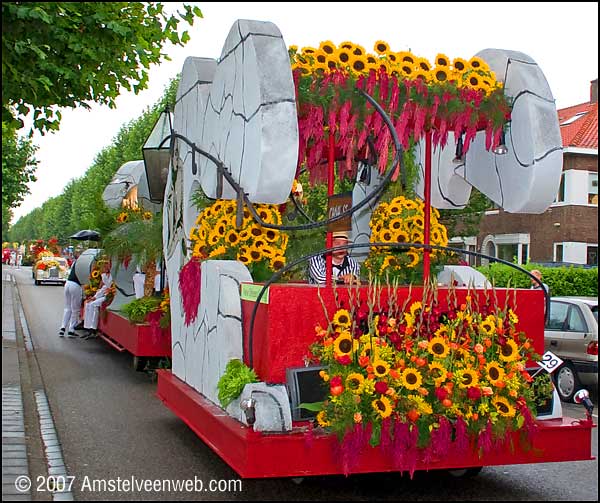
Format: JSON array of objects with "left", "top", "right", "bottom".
[
  {"left": 81, "top": 261, "right": 113, "bottom": 339},
  {"left": 307, "top": 231, "right": 361, "bottom": 285}
]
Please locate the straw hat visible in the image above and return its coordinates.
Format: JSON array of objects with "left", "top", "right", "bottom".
[{"left": 332, "top": 231, "right": 350, "bottom": 240}]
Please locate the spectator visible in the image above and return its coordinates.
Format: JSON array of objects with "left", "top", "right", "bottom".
[{"left": 530, "top": 269, "right": 550, "bottom": 295}]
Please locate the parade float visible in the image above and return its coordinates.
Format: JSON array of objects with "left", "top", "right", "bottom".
[
  {"left": 76, "top": 161, "right": 172, "bottom": 370},
  {"left": 32, "top": 238, "right": 69, "bottom": 285},
  {"left": 143, "top": 20, "right": 595, "bottom": 478}
]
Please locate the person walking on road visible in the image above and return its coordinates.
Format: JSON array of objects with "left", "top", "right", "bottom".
[{"left": 59, "top": 258, "right": 83, "bottom": 338}]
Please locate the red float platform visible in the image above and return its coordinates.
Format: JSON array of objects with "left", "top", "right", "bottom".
[
  {"left": 157, "top": 284, "right": 595, "bottom": 479},
  {"left": 157, "top": 369, "right": 595, "bottom": 479},
  {"left": 97, "top": 309, "right": 171, "bottom": 358}
]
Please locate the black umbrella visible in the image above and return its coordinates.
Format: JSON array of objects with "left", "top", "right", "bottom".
[{"left": 69, "top": 230, "right": 101, "bottom": 241}]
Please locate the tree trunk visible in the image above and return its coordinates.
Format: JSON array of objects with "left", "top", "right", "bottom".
[{"left": 143, "top": 261, "right": 156, "bottom": 297}]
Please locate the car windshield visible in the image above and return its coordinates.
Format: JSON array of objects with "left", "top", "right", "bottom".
[{"left": 592, "top": 305, "right": 598, "bottom": 324}]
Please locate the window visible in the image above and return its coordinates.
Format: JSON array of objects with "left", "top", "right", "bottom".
[
  {"left": 567, "top": 306, "right": 586, "bottom": 332},
  {"left": 497, "top": 243, "right": 518, "bottom": 262},
  {"left": 560, "top": 111, "right": 588, "bottom": 126},
  {"left": 589, "top": 173, "right": 598, "bottom": 205},
  {"left": 556, "top": 173, "right": 565, "bottom": 203},
  {"left": 587, "top": 246, "right": 598, "bottom": 266},
  {"left": 520, "top": 244, "right": 529, "bottom": 264},
  {"left": 555, "top": 244, "right": 564, "bottom": 262},
  {"left": 546, "top": 301, "right": 568, "bottom": 330}
]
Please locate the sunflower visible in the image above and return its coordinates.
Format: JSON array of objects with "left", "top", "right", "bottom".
[
  {"left": 373, "top": 359, "right": 390, "bottom": 378},
  {"left": 498, "top": 339, "right": 520, "bottom": 363},
  {"left": 405, "top": 251, "right": 420, "bottom": 268},
  {"left": 346, "top": 373, "right": 365, "bottom": 394},
  {"left": 456, "top": 368, "right": 479, "bottom": 389},
  {"left": 339, "top": 41, "right": 354, "bottom": 49},
  {"left": 319, "top": 40, "right": 336, "bottom": 55},
  {"left": 351, "top": 43, "right": 366, "bottom": 56},
  {"left": 333, "top": 309, "right": 352, "bottom": 329},
  {"left": 400, "top": 368, "right": 423, "bottom": 390},
  {"left": 248, "top": 247, "right": 262, "bottom": 262},
  {"left": 381, "top": 255, "right": 401, "bottom": 272},
  {"left": 116, "top": 212, "right": 129, "bottom": 223},
  {"left": 428, "top": 336, "right": 450, "bottom": 359},
  {"left": 269, "top": 255, "right": 286, "bottom": 271},
  {"left": 393, "top": 229, "right": 410, "bottom": 245},
  {"left": 379, "top": 229, "right": 394, "bottom": 243},
  {"left": 492, "top": 396, "right": 516, "bottom": 417},
  {"left": 360, "top": 342, "right": 379, "bottom": 360},
  {"left": 366, "top": 54, "right": 378, "bottom": 65},
  {"left": 409, "top": 301, "right": 422, "bottom": 317},
  {"left": 416, "top": 57, "right": 431, "bottom": 72},
  {"left": 508, "top": 309, "right": 519, "bottom": 325},
  {"left": 350, "top": 55, "right": 367, "bottom": 73},
  {"left": 374, "top": 40, "right": 390, "bottom": 55},
  {"left": 333, "top": 333, "right": 354, "bottom": 357},
  {"left": 237, "top": 250, "right": 252, "bottom": 265},
  {"left": 142, "top": 211, "right": 153, "bottom": 221},
  {"left": 224, "top": 230, "right": 240, "bottom": 246},
  {"left": 433, "top": 67, "right": 449, "bottom": 83},
  {"left": 413, "top": 69, "right": 430, "bottom": 82},
  {"left": 388, "top": 202, "right": 403, "bottom": 214},
  {"left": 435, "top": 53, "right": 450, "bottom": 67},
  {"left": 257, "top": 207, "right": 274, "bottom": 224},
  {"left": 428, "top": 362, "right": 447, "bottom": 386},
  {"left": 325, "top": 55, "right": 339, "bottom": 71},
  {"left": 336, "top": 48, "right": 352, "bottom": 66},
  {"left": 372, "top": 396, "right": 393, "bottom": 418},
  {"left": 469, "top": 56, "right": 489, "bottom": 71},
  {"left": 91, "top": 270, "right": 100, "bottom": 279},
  {"left": 316, "top": 410, "right": 330, "bottom": 427},
  {"left": 400, "top": 63, "right": 414, "bottom": 77},
  {"left": 398, "top": 51, "right": 416, "bottom": 65},
  {"left": 452, "top": 57, "right": 468, "bottom": 72},
  {"left": 261, "top": 245, "right": 276, "bottom": 258},
  {"left": 466, "top": 73, "right": 481, "bottom": 88},
  {"left": 479, "top": 318, "right": 495, "bottom": 336},
  {"left": 485, "top": 362, "right": 505, "bottom": 386},
  {"left": 207, "top": 230, "right": 221, "bottom": 246}
]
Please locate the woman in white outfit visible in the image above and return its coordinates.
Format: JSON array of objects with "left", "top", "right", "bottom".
[
  {"left": 82, "top": 262, "right": 112, "bottom": 339},
  {"left": 59, "top": 261, "right": 83, "bottom": 337}
]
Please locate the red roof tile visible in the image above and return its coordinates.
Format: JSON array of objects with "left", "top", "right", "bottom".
[{"left": 557, "top": 101, "right": 598, "bottom": 149}]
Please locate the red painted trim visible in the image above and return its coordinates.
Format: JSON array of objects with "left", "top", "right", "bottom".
[
  {"left": 157, "top": 370, "right": 595, "bottom": 479},
  {"left": 423, "top": 130, "right": 432, "bottom": 279},
  {"left": 97, "top": 310, "right": 171, "bottom": 358}
]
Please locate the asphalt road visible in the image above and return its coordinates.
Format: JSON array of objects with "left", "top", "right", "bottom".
[{"left": 10, "top": 265, "right": 599, "bottom": 501}]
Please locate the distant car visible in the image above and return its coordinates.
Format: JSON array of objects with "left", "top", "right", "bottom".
[
  {"left": 544, "top": 297, "right": 598, "bottom": 402},
  {"left": 33, "top": 256, "right": 69, "bottom": 286}
]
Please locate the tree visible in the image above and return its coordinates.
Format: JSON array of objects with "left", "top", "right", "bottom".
[
  {"left": 2, "top": 2, "right": 202, "bottom": 134},
  {"left": 2, "top": 122, "right": 38, "bottom": 235}
]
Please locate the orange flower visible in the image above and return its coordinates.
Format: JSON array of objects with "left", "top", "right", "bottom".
[
  {"left": 484, "top": 339, "right": 492, "bottom": 348},
  {"left": 482, "top": 386, "right": 493, "bottom": 396},
  {"left": 474, "top": 343, "right": 484, "bottom": 354},
  {"left": 354, "top": 412, "right": 363, "bottom": 423},
  {"left": 407, "top": 409, "right": 420, "bottom": 422},
  {"left": 418, "top": 387, "right": 429, "bottom": 396},
  {"left": 389, "top": 369, "right": 400, "bottom": 379},
  {"left": 324, "top": 338, "right": 334, "bottom": 346},
  {"left": 359, "top": 355, "right": 370, "bottom": 367}
]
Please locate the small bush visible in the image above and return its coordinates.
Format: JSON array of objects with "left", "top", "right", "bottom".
[{"left": 476, "top": 263, "right": 598, "bottom": 297}]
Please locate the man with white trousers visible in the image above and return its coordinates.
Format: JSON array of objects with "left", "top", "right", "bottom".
[{"left": 59, "top": 260, "right": 83, "bottom": 338}]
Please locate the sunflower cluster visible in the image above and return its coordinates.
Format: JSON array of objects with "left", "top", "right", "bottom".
[
  {"left": 189, "top": 200, "right": 289, "bottom": 280},
  {"left": 115, "top": 207, "right": 153, "bottom": 224},
  {"left": 83, "top": 260, "right": 108, "bottom": 299},
  {"left": 309, "top": 287, "right": 541, "bottom": 460},
  {"left": 364, "top": 196, "right": 448, "bottom": 283},
  {"left": 290, "top": 41, "right": 502, "bottom": 94}
]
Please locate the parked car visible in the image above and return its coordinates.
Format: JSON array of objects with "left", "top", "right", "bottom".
[
  {"left": 33, "top": 256, "right": 69, "bottom": 286},
  {"left": 544, "top": 296, "right": 598, "bottom": 402}
]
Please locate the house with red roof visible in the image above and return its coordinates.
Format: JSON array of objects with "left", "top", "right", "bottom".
[{"left": 456, "top": 79, "right": 598, "bottom": 266}]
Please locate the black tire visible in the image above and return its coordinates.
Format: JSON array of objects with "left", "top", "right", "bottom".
[
  {"left": 34, "top": 280, "right": 40, "bottom": 285},
  {"left": 447, "top": 467, "right": 483, "bottom": 478},
  {"left": 133, "top": 356, "right": 148, "bottom": 372},
  {"left": 553, "top": 362, "right": 580, "bottom": 402}
]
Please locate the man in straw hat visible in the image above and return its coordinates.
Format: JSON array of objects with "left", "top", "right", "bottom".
[{"left": 308, "top": 231, "right": 361, "bottom": 285}]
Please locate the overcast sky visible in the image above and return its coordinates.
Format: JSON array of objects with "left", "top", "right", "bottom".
[{"left": 11, "top": 1, "right": 599, "bottom": 223}]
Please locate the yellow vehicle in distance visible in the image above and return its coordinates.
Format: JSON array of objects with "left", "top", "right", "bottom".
[{"left": 33, "top": 256, "right": 69, "bottom": 286}]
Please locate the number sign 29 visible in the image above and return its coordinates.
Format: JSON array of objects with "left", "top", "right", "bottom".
[{"left": 537, "top": 351, "right": 564, "bottom": 374}]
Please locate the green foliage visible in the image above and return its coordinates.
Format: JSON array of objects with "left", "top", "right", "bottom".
[
  {"left": 121, "top": 296, "right": 162, "bottom": 324},
  {"left": 531, "top": 373, "right": 554, "bottom": 409},
  {"left": 2, "top": 122, "right": 38, "bottom": 237},
  {"left": 8, "top": 78, "right": 179, "bottom": 243},
  {"left": 476, "top": 263, "right": 598, "bottom": 297},
  {"left": 438, "top": 188, "right": 494, "bottom": 239},
  {"left": 102, "top": 211, "right": 164, "bottom": 270},
  {"left": 2, "top": 2, "right": 202, "bottom": 134},
  {"left": 217, "top": 359, "right": 259, "bottom": 409}
]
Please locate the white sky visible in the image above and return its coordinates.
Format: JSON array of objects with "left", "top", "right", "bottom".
[{"left": 11, "top": 1, "right": 599, "bottom": 223}]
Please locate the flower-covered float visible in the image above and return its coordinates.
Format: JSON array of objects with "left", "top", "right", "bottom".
[
  {"left": 150, "top": 20, "right": 593, "bottom": 479},
  {"left": 33, "top": 241, "right": 69, "bottom": 285},
  {"left": 78, "top": 160, "right": 172, "bottom": 371}
]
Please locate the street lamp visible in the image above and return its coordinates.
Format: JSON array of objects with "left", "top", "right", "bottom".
[{"left": 142, "top": 107, "right": 173, "bottom": 204}]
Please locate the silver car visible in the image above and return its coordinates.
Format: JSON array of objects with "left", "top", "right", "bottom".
[{"left": 544, "top": 297, "right": 598, "bottom": 402}]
